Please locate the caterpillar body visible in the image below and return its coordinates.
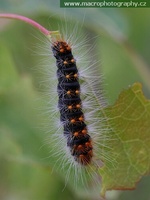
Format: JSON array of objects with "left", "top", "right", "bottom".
[{"left": 52, "top": 40, "right": 93, "bottom": 166}]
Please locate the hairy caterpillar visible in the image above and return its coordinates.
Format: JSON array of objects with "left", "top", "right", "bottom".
[
  {"left": 40, "top": 21, "right": 113, "bottom": 191},
  {"left": 51, "top": 40, "right": 93, "bottom": 166}
]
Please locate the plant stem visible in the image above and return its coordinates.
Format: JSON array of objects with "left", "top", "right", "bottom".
[{"left": 0, "top": 13, "right": 51, "bottom": 36}]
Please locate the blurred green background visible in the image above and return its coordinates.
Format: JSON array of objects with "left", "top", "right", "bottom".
[{"left": 0, "top": 1, "right": 150, "bottom": 200}]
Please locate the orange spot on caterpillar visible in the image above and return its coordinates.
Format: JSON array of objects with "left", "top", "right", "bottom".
[
  {"left": 64, "top": 60, "right": 68, "bottom": 65},
  {"left": 68, "top": 105, "right": 73, "bottom": 110},
  {"left": 75, "top": 90, "right": 80, "bottom": 95},
  {"left": 85, "top": 142, "right": 92, "bottom": 149},
  {"left": 74, "top": 132, "right": 79, "bottom": 137},
  {"left": 60, "top": 48, "right": 64, "bottom": 53},
  {"left": 73, "top": 73, "right": 78, "bottom": 78},
  {"left": 76, "top": 104, "right": 81, "bottom": 109},
  {"left": 85, "top": 142, "right": 90, "bottom": 146},
  {"left": 76, "top": 144, "right": 85, "bottom": 153},
  {"left": 82, "top": 129, "right": 87, "bottom": 134},
  {"left": 66, "top": 90, "right": 71, "bottom": 95},
  {"left": 79, "top": 116, "right": 84, "bottom": 121},
  {"left": 71, "top": 59, "right": 75, "bottom": 63},
  {"left": 77, "top": 145, "right": 83, "bottom": 150},
  {"left": 66, "top": 74, "right": 70, "bottom": 79},
  {"left": 70, "top": 119, "right": 76, "bottom": 124}
]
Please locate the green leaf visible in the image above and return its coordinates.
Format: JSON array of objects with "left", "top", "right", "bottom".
[{"left": 99, "top": 83, "right": 150, "bottom": 196}]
